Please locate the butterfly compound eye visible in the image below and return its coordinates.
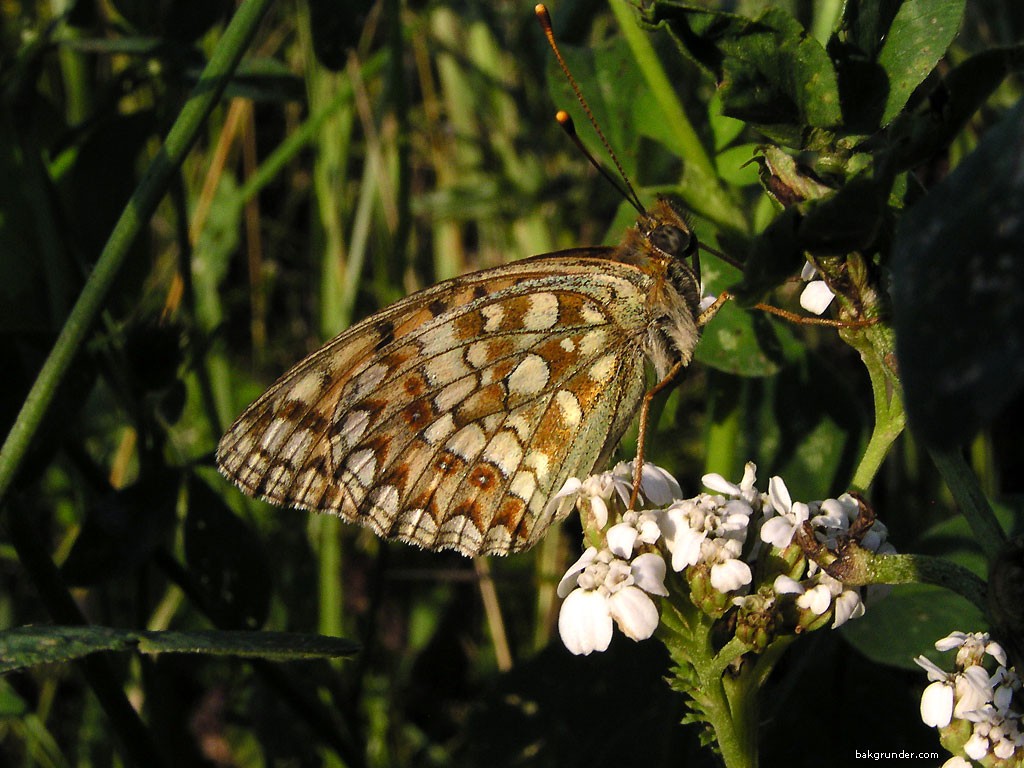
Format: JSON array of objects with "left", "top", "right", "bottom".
[{"left": 649, "top": 225, "right": 693, "bottom": 259}]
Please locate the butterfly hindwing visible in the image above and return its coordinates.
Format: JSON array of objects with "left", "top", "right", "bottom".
[{"left": 217, "top": 254, "right": 655, "bottom": 555}]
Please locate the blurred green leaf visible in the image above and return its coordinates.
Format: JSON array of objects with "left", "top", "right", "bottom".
[
  {"left": 892, "top": 97, "right": 1024, "bottom": 447},
  {"left": 0, "top": 625, "right": 359, "bottom": 674},
  {"left": 545, "top": 37, "right": 652, "bottom": 183}
]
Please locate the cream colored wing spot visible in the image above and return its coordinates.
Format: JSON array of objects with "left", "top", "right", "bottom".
[{"left": 507, "top": 354, "right": 550, "bottom": 397}]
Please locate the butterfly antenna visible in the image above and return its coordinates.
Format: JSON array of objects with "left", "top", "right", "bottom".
[{"left": 535, "top": 4, "right": 645, "bottom": 214}]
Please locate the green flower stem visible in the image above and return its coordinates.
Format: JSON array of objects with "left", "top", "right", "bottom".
[
  {"left": 847, "top": 551, "right": 988, "bottom": 611},
  {"left": 843, "top": 322, "right": 905, "bottom": 492},
  {"left": 660, "top": 599, "right": 759, "bottom": 768},
  {"left": 927, "top": 447, "right": 1006, "bottom": 561},
  {"left": 0, "top": 0, "right": 276, "bottom": 507}
]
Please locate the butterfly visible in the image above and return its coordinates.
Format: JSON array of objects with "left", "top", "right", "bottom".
[{"left": 215, "top": 197, "right": 715, "bottom": 556}]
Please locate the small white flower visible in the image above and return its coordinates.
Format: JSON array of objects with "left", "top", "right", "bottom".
[
  {"left": 796, "top": 583, "right": 833, "bottom": 615},
  {"left": 559, "top": 589, "right": 613, "bottom": 655},
  {"left": 611, "top": 461, "right": 683, "bottom": 507},
  {"left": 709, "top": 553, "right": 752, "bottom": 593},
  {"left": 916, "top": 656, "right": 957, "bottom": 727},
  {"left": 831, "top": 588, "right": 866, "bottom": 628},
  {"left": 548, "top": 471, "right": 622, "bottom": 528},
  {"left": 556, "top": 545, "right": 667, "bottom": 655},
  {"left": 605, "top": 510, "right": 663, "bottom": 559},
  {"left": 660, "top": 494, "right": 754, "bottom": 578},
  {"left": 702, "top": 461, "right": 761, "bottom": 507},
  {"left": 935, "top": 631, "right": 1008, "bottom": 669},
  {"left": 799, "top": 261, "right": 835, "bottom": 315},
  {"left": 760, "top": 475, "right": 811, "bottom": 548}
]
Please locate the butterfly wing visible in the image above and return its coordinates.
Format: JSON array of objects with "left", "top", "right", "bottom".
[{"left": 217, "top": 253, "right": 657, "bottom": 556}]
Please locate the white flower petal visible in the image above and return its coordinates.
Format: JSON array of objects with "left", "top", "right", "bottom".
[
  {"left": 590, "top": 496, "right": 609, "bottom": 528},
  {"left": 936, "top": 631, "right": 970, "bottom": 652},
  {"left": 986, "top": 641, "right": 1008, "bottom": 667},
  {"left": 768, "top": 476, "right": 792, "bottom": 515},
  {"left": 964, "top": 731, "right": 990, "bottom": 760},
  {"left": 773, "top": 575, "right": 804, "bottom": 595},
  {"left": 832, "top": 590, "right": 865, "bottom": 628},
  {"left": 710, "top": 559, "right": 752, "bottom": 593},
  {"left": 558, "top": 589, "right": 613, "bottom": 655},
  {"left": 630, "top": 553, "right": 668, "bottom": 596},
  {"left": 607, "top": 586, "right": 659, "bottom": 641},
  {"left": 701, "top": 472, "right": 738, "bottom": 495},
  {"left": 557, "top": 547, "right": 598, "bottom": 598},
  {"left": 914, "top": 656, "right": 950, "bottom": 682},
  {"left": 920, "top": 680, "right": 955, "bottom": 727},
  {"left": 799, "top": 280, "right": 835, "bottom": 315},
  {"left": 800, "top": 261, "right": 818, "bottom": 281},
  {"left": 606, "top": 522, "right": 638, "bottom": 559},
  {"left": 640, "top": 463, "right": 682, "bottom": 505},
  {"left": 797, "top": 584, "right": 833, "bottom": 615},
  {"left": 669, "top": 527, "right": 706, "bottom": 572},
  {"left": 760, "top": 516, "right": 797, "bottom": 548}
]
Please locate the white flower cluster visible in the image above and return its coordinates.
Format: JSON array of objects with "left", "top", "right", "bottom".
[
  {"left": 916, "top": 632, "right": 1023, "bottom": 763},
  {"left": 554, "top": 461, "right": 892, "bottom": 655}
]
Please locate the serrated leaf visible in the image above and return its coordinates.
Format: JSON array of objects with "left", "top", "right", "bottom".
[{"left": 892, "top": 97, "right": 1024, "bottom": 447}]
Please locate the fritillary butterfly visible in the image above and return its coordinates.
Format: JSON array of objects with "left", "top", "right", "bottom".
[{"left": 216, "top": 198, "right": 713, "bottom": 556}]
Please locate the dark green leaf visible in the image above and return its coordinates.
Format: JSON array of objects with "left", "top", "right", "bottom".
[
  {"left": 308, "top": 0, "right": 374, "bottom": 70},
  {"left": 0, "top": 626, "right": 359, "bottom": 674},
  {"left": 889, "top": 45, "right": 1024, "bottom": 171},
  {"left": 798, "top": 176, "right": 887, "bottom": 255},
  {"left": 828, "top": 0, "right": 965, "bottom": 130},
  {"left": 694, "top": 248, "right": 801, "bottom": 376},
  {"left": 731, "top": 206, "right": 805, "bottom": 303},
  {"left": 646, "top": 3, "right": 841, "bottom": 146},
  {"left": 892, "top": 97, "right": 1024, "bottom": 447},
  {"left": 108, "top": 0, "right": 230, "bottom": 41},
  {"left": 875, "top": 0, "right": 966, "bottom": 125}
]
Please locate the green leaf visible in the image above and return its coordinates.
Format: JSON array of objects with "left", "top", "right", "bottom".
[
  {"left": 892, "top": 97, "right": 1024, "bottom": 447},
  {"left": 839, "top": 501, "right": 1016, "bottom": 668},
  {"left": 694, "top": 246, "right": 801, "bottom": 376},
  {"left": 889, "top": 45, "right": 1024, "bottom": 171},
  {"left": 0, "top": 626, "right": 359, "bottom": 674},
  {"left": 646, "top": 2, "right": 841, "bottom": 146},
  {"left": 828, "top": 0, "right": 966, "bottom": 130},
  {"left": 875, "top": 0, "right": 966, "bottom": 125}
]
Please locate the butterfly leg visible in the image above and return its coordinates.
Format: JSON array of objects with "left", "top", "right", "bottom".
[
  {"left": 698, "top": 291, "right": 731, "bottom": 326},
  {"left": 629, "top": 360, "right": 686, "bottom": 510}
]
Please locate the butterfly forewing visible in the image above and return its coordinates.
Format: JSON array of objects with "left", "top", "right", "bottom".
[{"left": 217, "top": 199, "right": 703, "bottom": 556}]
